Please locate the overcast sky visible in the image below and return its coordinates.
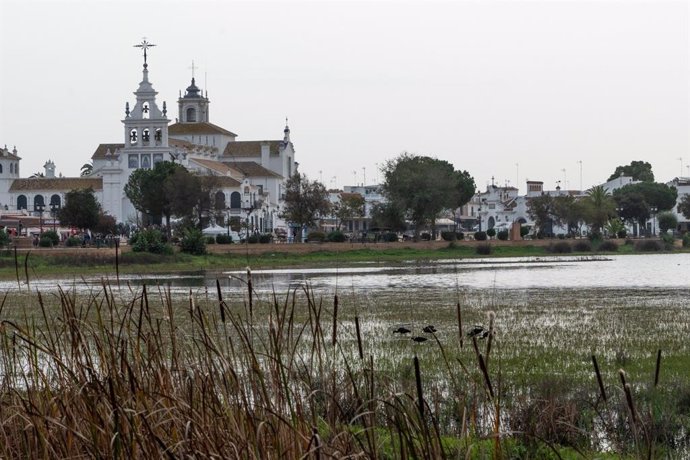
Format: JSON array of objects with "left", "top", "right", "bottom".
[{"left": 1, "top": 0, "right": 688, "bottom": 193}]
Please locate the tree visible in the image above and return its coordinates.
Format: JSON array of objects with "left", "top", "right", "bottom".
[
  {"left": 582, "top": 185, "right": 616, "bottom": 236},
  {"left": 679, "top": 194, "right": 690, "bottom": 219},
  {"left": 526, "top": 194, "right": 555, "bottom": 236},
  {"left": 124, "top": 161, "right": 186, "bottom": 232},
  {"left": 382, "top": 153, "right": 475, "bottom": 239},
  {"left": 613, "top": 182, "right": 678, "bottom": 234},
  {"left": 334, "top": 192, "right": 365, "bottom": 230},
  {"left": 657, "top": 211, "right": 678, "bottom": 234},
  {"left": 607, "top": 160, "right": 654, "bottom": 182},
  {"left": 58, "top": 188, "right": 101, "bottom": 230},
  {"left": 80, "top": 163, "right": 93, "bottom": 177},
  {"left": 370, "top": 202, "right": 406, "bottom": 232},
  {"left": 280, "top": 173, "right": 330, "bottom": 241},
  {"left": 94, "top": 212, "right": 117, "bottom": 235}
]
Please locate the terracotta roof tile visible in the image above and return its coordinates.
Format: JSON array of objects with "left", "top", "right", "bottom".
[
  {"left": 169, "top": 122, "right": 237, "bottom": 137},
  {"left": 222, "top": 140, "right": 282, "bottom": 158},
  {"left": 189, "top": 158, "right": 233, "bottom": 175},
  {"left": 91, "top": 143, "right": 124, "bottom": 160},
  {"left": 10, "top": 177, "right": 103, "bottom": 192},
  {"left": 223, "top": 161, "right": 282, "bottom": 178}
]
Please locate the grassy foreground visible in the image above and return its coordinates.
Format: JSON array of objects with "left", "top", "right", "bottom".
[{"left": 0, "top": 272, "right": 688, "bottom": 458}]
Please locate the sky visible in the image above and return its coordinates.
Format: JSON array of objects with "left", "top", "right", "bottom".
[{"left": 1, "top": 0, "right": 688, "bottom": 194}]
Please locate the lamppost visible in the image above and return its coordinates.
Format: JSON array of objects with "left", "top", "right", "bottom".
[
  {"left": 650, "top": 206, "right": 658, "bottom": 236},
  {"left": 36, "top": 203, "right": 44, "bottom": 234},
  {"left": 50, "top": 203, "right": 59, "bottom": 232},
  {"left": 242, "top": 199, "right": 256, "bottom": 240}
]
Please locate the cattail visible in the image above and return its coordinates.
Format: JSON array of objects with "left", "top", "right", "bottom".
[
  {"left": 592, "top": 355, "right": 607, "bottom": 402},
  {"left": 654, "top": 349, "right": 662, "bottom": 387},
  {"left": 414, "top": 356, "right": 424, "bottom": 419},
  {"left": 247, "top": 266, "right": 253, "bottom": 325},
  {"left": 114, "top": 238, "right": 120, "bottom": 286},
  {"left": 331, "top": 294, "right": 338, "bottom": 347},
  {"left": 216, "top": 279, "right": 226, "bottom": 323},
  {"left": 485, "top": 311, "right": 495, "bottom": 365},
  {"left": 473, "top": 337, "right": 494, "bottom": 399},
  {"left": 619, "top": 369, "right": 637, "bottom": 424},
  {"left": 456, "top": 301, "right": 463, "bottom": 349},
  {"left": 355, "top": 315, "right": 364, "bottom": 360}
]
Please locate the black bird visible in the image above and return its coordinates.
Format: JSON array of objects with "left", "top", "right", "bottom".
[
  {"left": 411, "top": 336, "right": 428, "bottom": 343},
  {"left": 393, "top": 326, "right": 412, "bottom": 334},
  {"left": 478, "top": 329, "right": 490, "bottom": 340},
  {"left": 467, "top": 325, "right": 485, "bottom": 338},
  {"left": 422, "top": 325, "right": 437, "bottom": 333}
]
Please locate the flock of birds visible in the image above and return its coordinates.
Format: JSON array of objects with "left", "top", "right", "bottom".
[{"left": 392, "top": 324, "right": 490, "bottom": 343}]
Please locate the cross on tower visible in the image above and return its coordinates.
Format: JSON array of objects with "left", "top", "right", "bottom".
[{"left": 134, "top": 38, "right": 156, "bottom": 65}]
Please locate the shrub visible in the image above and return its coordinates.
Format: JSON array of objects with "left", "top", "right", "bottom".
[
  {"left": 658, "top": 211, "right": 678, "bottom": 234},
  {"left": 486, "top": 228, "right": 496, "bottom": 239},
  {"left": 497, "top": 230, "right": 509, "bottom": 241},
  {"left": 0, "top": 230, "right": 9, "bottom": 248},
  {"left": 573, "top": 240, "right": 592, "bottom": 252},
  {"left": 617, "top": 229, "right": 627, "bottom": 239},
  {"left": 520, "top": 226, "right": 530, "bottom": 239},
  {"left": 474, "top": 231, "right": 487, "bottom": 241},
  {"left": 476, "top": 243, "right": 492, "bottom": 255},
  {"left": 307, "top": 231, "right": 325, "bottom": 243},
  {"left": 180, "top": 228, "right": 207, "bottom": 255},
  {"left": 381, "top": 232, "right": 398, "bottom": 242},
  {"left": 247, "top": 234, "right": 260, "bottom": 244},
  {"left": 66, "top": 236, "right": 81, "bottom": 247},
  {"left": 39, "top": 235, "right": 54, "bottom": 247},
  {"left": 216, "top": 234, "right": 233, "bottom": 244},
  {"left": 661, "top": 233, "right": 675, "bottom": 250},
  {"left": 683, "top": 232, "right": 690, "bottom": 248},
  {"left": 456, "top": 232, "right": 464, "bottom": 240},
  {"left": 41, "top": 230, "right": 60, "bottom": 247},
  {"left": 598, "top": 240, "right": 618, "bottom": 252},
  {"left": 327, "top": 230, "right": 346, "bottom": 242},
  {"left": 205, "top": 236, "right": 216, "bottom": 244},
  {"left": 441, "top": 231, "right": 456, "bottom": 241},
  {"left": 635, "top": 240, "right": 662, "bottom": 252},
  {"left": 259, "top": 233, "right": 272, "bottom": 244},
  {"left": 547, "top": 241, "right": 572, "bottom": 253},
  {"left": 130, "top": 228, "right": 173, "bottom": 255},
  {"left": 420, "top": 232, "right": 431, "bottom": 241}
]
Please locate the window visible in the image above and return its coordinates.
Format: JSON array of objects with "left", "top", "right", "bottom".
[
  {"left": 186, "top": 107, "right": 196, "bottom": 122},
  {"left": 141, "top": 154, "right": 151, "bottom": 169},
  {"left": 17, "top": 195, "right": 27, "bottom": 210},
  {"left": 129, "top": 129, "right": 138, "bottom": 145},
  {"left": 142, "top": 129, "right": 150, "bottom": 145},
  {"left": 128, "top": 154, "right": 139, "bottom": 169},
  {"left": 0, "top": 164, "right": 3, "bottom": 174},
  {"left": 215, "top": 191, "right": 226, "bottom": 210},
  {"left": 50, "top": 194, "right": 61, "bottom": 210},
  {"left": 230, "top": 192, "right": 241, "bottom": 209},
  {"left": 33, "top": 195, "right": 45, "bottom": 211},
  {"left": 153, "top": 153, "right": 163, "bottom": 165}
]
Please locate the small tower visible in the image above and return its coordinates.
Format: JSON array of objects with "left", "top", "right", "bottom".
[
  {"left": 178, "top": 63, "right": 210, "bottom": 123},
  {"left": 43, "top": 160, "right": 56, "bottom": 178},
  {"left": 283, "top": 118, "right": 291, "bottom": 144}
]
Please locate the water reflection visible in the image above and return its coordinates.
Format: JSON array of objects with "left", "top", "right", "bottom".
[{"left": 2, "top": 253, "right": 688, "bottom": 297}]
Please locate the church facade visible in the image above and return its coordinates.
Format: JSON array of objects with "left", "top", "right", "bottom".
[{"left": 0, "top": 50, "right": 296, "bottom": 235}]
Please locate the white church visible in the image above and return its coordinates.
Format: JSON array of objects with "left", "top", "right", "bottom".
[{"left": 0, "top": 42, "right": 296, "bottom": 235}]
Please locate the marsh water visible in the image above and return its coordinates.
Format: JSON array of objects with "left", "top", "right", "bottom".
[{"left": 5, "top": 253, "right": 690, "bottom": 304}]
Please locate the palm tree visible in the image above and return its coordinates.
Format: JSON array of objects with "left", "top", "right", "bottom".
[
  {"left": 584, "top": 185, "right": 616, "bottom": 237},
  {"left": 80, "top": 163, "right": 93, "bottom": 177}
]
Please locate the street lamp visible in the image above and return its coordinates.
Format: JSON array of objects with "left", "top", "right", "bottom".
[
  {"left": 50, "top": 203, "right": 59, "bottom": 232},
  {"left": 36, "top": 203, "right": 44, "bottom": 234}
]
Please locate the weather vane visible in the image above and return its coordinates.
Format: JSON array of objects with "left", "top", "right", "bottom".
[{"left": 134, "top": 38, "right": 156, "bottom": 65}]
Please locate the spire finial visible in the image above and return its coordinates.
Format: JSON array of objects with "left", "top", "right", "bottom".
[
  {"left": 134, "top": 37, "right": 156, "bottom": 67},
  {"left": 189, "top": 60, "right": 197, "bottom": 79}
]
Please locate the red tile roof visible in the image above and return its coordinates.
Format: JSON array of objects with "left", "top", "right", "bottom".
[
  {"left": 91, "top": 143, "right": 124, "bottom": 160},
  {"left": 222, "top": 140, "right": 282, "bottom": 158},
  {"left": 223, "top": 161, "right": 282, "bottom": 178},
  {"left": 10, "top": 177, "right": 103, "bottom": 192},
  {"left": 169, "top": 122, "right": 237, "bottom": 137}
]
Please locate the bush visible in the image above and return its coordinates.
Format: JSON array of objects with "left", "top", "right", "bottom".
[
  {"left": 216, "top": 234, "right": 233, "bottom": 244},
  {"left": 420, "top": 232, "right": 431, "bottom": 241},
  {"left": 39, "top": 235, "right": 54, "bottom": 247},
  {"left": 617, "top": 229, "right": 627, "bottom": 239},
  {"left": 486, "top": 228, "right": 496, "bottom": 239},
  {"left": 456, "top": 232, "right": 464, "bottom": 240},
  {"left": 0, "top": 230, "right": 9, "bottom": 248},
  {"left": 247, "top": 234, "right": 260, "bottom": 244},
  {"left": 130, "top": 228, "right": 173, "bottom": 255},
  {"left": 497, "top": 230, "right": 509, "bottom": 241},
  {"left": 547, "top": 241, "right": 572, "bottom": 254},
  {"left": 573, "top": 240, "right": 592, "bottom": 252},
  {"left": 635, "top": 240, "right": 663, "bottom": 252},
  {"left": 180, "top": 228, "right": 207, "bottom": 255},
  {"left": 683, "top": 233, "right": 690, "bottom": 248},
  {"left": 476, "top": 243, "right": 492, "bottom": 255},
  {"left": 474, "top": 231, "right": 487, "bottom": 241},
  {"left": 598, "top": 240, "right": 618, "bottom": 252},
  {"left": 41, "top": 230, "right": 60, "bottom": 247},
  {"left": 65, "top": 236, "right": 81, "bottom": 247},
  {"left": 441, "top": 231, "right": 456, "bottom": 241},
  {"left": 661, "top": 233, "right": 675, "bottom": 250},
  {"left": 381, "top": 232, "right": 398, "bottom": 242},
  {"left": 205, "top": 236, "right": 216, "bottom": 244},
  {"left": 259, "top": 233, "right": 272, "bottom": 244},
  {"left": 307, "top": 231, "right": 325, "bottom": 243},
  {"left": 327, "top": 230, "right": 346, "bottom": 242},
  {"left": 658, "top": 211, "right": 678, "bottom": 234},
  {"left": 520, "top": 226, "right": 530, "bottom": 239}
]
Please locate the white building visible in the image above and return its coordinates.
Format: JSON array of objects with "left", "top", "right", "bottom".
[{"left": 1, "top": 48, "right": 296, "bottom": 234}]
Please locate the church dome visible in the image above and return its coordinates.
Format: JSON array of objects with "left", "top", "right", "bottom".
[{"left": 184, "top": 78, "right": 201, "bottom": 98}]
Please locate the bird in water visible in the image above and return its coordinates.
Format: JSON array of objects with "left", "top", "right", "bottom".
[
  {"left": 467, "top": 325, "right": 486, "bottom": 337},
  {"left": 393, "top": 326, "right": 412, "bottom": 334},
  {"left": 422, "top": 325, "right": 437, "bottom": 333},
  {"left": 411, "top": 336, "right": 428, "bottom": 343}
]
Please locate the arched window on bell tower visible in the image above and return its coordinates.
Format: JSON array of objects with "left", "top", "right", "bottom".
[
  {"left": 130, "top": 129, "right": 138, "bottom": 145},
  {"left": 142, "top": 128, "right": 150, "bottom": 145},
  {"left": 186, "top": 107, "right": 196, "bottom": 122},
  {"left": 142, "top": 102, "right": 150, "bottom": 119}
]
